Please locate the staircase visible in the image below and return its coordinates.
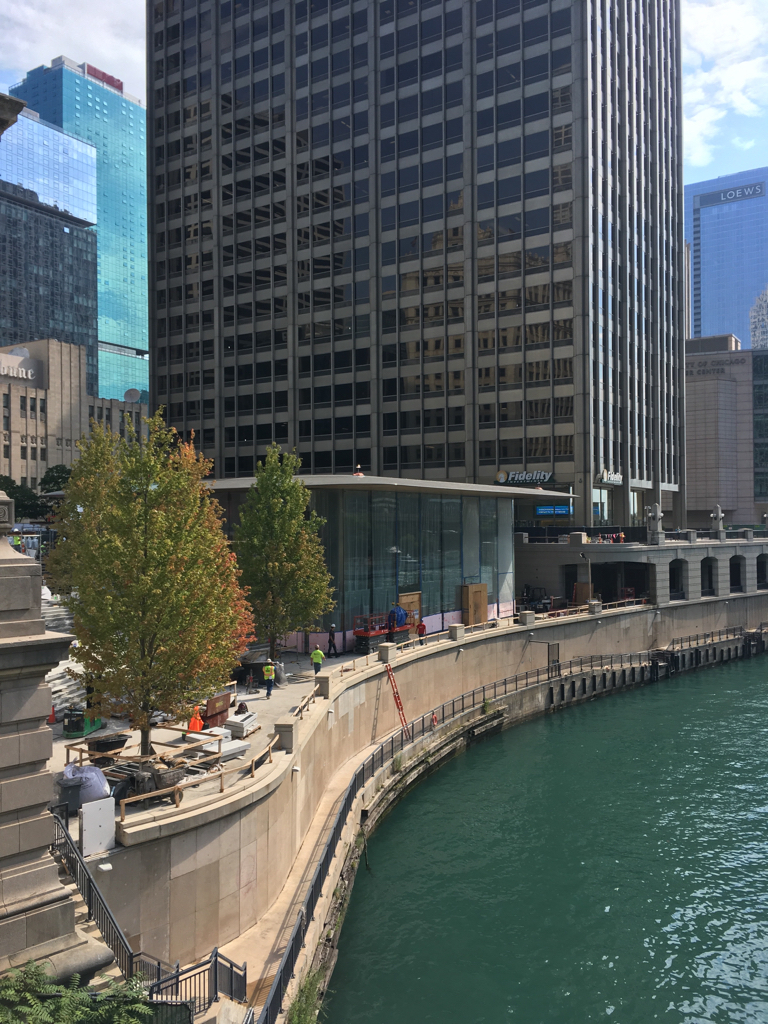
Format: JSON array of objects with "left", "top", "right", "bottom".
[
  {"left": 41, "top": 598, "right": 86, "bottom": 718},
  {"left": 53, "top": 854, "right": 124, "bottom": 989}
]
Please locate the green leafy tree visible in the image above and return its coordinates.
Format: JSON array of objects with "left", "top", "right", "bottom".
[
  {"left": 0, "top": 960, "right": 152, "bottom": 1023},
  {"left": 0, "top": 475, "right": 50, "bottom": 521},
  {"left": 47, "top": 414, "right": 253, "bottom": 755},
  {"left": 236, "top": 446, "right": 335, "bottom": 659},
  {"left": 40, "top": 464, "right": 72, "bottom": 494}
]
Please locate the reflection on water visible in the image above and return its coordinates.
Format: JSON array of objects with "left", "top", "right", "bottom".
[{"left": 324, "top": 661, "right": 768, "bottom": 1023}]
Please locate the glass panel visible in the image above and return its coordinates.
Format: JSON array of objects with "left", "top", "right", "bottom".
[
  {"left": 462, "top": 496, "right": 480, "bottom": 582},
  {"left": 442, "top": 497, "right": 462, "bottom": 612},
  {"left": 372, "top": 491, "right": 397, "bottom": 613},
  {"left": 397, "top": 492, "right": 420, "bottom": 594},
  {"left": 497, "top": 497, "right": 515, "bottom": 613},
  {"left": 344, "top": 490, "right": 371, "bottom": 622},
  {"left": 313, "top": 490, "right": 342, "bottom": 628},
  {"left": 480, "top": 497, "right": 498, "bottom": 604},
  {"left": 422, "top": 495, "right": 442, "bottom": 615}
]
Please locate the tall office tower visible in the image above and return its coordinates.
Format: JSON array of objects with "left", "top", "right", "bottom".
[
  {"left": 148, "top": 0, "right": 684, "bottom": 527},
  {"left": 684, "top": 170, "right": 768, "bottom": 348},
  {"left": 0, "top": 109, "right": 98, "bottom": 382},
  {"left": 11, "top": 57, "right": 149, "bottom": 396}
]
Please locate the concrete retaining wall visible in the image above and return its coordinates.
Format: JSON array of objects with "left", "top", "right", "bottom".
[{"left": 94, "top": 593, "right": 768, "bottom": 963}]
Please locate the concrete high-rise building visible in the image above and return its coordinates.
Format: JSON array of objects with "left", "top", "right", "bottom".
[
  {"left": 684, "top": 169, "right": 768, "bottom": 348},
  {"left": 148, "top": 0, "right": 685, "bottom": 527},
  {"left": 750, "top": 287, "right": 768, "bottom": 351},
  {"left": 11, "top": 57, "right": 149, "bottom": 394}
]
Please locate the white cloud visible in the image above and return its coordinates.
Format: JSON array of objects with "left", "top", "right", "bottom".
[
  {"left": 732, "top": 137, "right": 757, "bottom": 150},
  {"left": 682, "top": 0, "right": 768, "bottom": 166},
  {"left": 1, "top": 0, "right": 146, "bottom": 102}
]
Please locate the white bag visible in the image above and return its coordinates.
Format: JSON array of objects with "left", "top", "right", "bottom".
[{"left": 63, "top": 763, "right": 110, "bottom": 803}]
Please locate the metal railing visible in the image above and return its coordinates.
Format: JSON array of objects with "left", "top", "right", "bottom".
[
  {"left": 51, "top": 813, "right": 141, "bottom": 980},
  {"left": 253, "top": 646, "right": 659, "bottom": 1024},
  {"left": 149, "top": 949, "right": 247, "bottom": 1017},
  {"left": 667, "top": 626, "right": 746, "bottom": 650}
]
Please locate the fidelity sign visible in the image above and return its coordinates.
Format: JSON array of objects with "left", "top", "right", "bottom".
[
  {"left": 0, "top": 352, "right": 47, "bottom": 389},
  {"left": 496, "top": 470, "right": 553, "bottom": 485},
  {"left": 698, "top": 182, "right": 765, "bottom": 208}
]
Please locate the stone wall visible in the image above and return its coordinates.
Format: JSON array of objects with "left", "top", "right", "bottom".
[{"left": 93, "top": 590, "right": 768, "bottom": 964}]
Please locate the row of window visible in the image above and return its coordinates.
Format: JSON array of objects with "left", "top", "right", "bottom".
[
  {"left": 380, "top": 44, "right": 463, "bottom": 90},
  {"left": 381, "top": 155, "right": 462, "bottom": 196},
  {"left": 2, "top": 445, "right": 48, "bottom": 463},
  {"left": 380, "top": 10, "right": 461, "bottom": 57}
]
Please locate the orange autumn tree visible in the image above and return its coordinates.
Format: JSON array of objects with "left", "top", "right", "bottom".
[{"left": 47, "top": 413, "right": 253, "bottom": 754}]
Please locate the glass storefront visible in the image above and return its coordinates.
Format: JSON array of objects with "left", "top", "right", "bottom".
[{"left": 311, "top": 488, "right": 515, "bottom": 629}]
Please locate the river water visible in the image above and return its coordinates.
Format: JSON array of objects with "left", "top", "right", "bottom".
[{"left": 324, "top": 660, "right": 768, "bottom": 1024}]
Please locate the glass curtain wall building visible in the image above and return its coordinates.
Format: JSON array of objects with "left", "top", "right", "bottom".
[
  {"left": 0, "top": 180, "right": 98, "bottom": 356},
  {"left": 684, "top": 169, "right": 768, "bottom": 349},
  {"left": 148, "top": 0, "right": 684, "bottom": 527},
  {"left": 11, "top": 57, "right": 149, "bottom": 393}
]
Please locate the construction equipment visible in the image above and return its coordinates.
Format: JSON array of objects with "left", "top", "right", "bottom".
[{"left": 385, "top": 664, "right": 410, "bottom": 740}]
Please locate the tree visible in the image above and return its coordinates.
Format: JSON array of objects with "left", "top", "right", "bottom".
[
  {"left": 0, "top": 475, "right": 50, "bottom": 521},
  {"left": 0, "top": 960, "right": 152, "bottom": 1023},
  {"left": 40, "top": 463, "right": 72, "bottom": 494},
  {"left": 236, "top": 446, "right": 335, "bottom": 659},
  {"left": 47, "top": 414, "right": 253, "bottom": 755}
]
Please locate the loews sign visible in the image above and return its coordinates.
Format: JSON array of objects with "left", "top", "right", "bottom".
[
  {"left": 0, "top": 350, "right": 47, "bottom": 389},
  {"left": 698, "top": 182, "right": 765, "bottom": 208}
]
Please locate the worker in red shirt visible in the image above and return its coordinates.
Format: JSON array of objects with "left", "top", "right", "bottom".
[{"left": 417, "top": 620, "right": 427, "bottom": 646}]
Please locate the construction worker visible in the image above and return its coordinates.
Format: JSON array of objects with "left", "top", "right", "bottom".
[
  {"left": 263, "top": 659, "right": 275, "bottom": 699},
  {"left": 310, "top": 645, "right": 326, "bottom": 675},
  {"left": 327, "top": 623, "right": 338, "bottom": 658}
]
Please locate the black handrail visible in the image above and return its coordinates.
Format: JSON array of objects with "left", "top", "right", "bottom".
[
  {"left": 253, "top": 623, "right": 768, "bottom": 1023},
  {"left": 148, "top": 948, "right": 247, "bottom": 1016}
]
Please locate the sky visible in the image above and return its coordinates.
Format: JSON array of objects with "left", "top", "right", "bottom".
[{"left": 0, "top": 0, "right": 767, "bottom": 185}]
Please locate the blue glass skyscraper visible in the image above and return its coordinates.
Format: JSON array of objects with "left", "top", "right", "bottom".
[
  {"left": 684, "top": 169, "right": 768, "bottom": 347},
  {"left": 0, "top": 109, "right": 99, "bottom": 389},
  {"left": 11, "top": 56, "right": 149, "bottom": 393}
]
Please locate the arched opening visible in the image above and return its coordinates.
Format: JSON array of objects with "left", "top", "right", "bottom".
[
  {"left": 730, "top": 555, "right": 746, "bottom": 593},
  {"left": 757, "top": 554, "right": 768, "bottom": 590},
  {"left": 701, "top": 557, "right": 717, "bottom": 597},
  {"left": 669, "top": 559, "right": 686, "bottom": 601}
]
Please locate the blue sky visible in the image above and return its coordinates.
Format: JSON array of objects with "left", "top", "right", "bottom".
[{"left": 0, "top": 0, "right": 767, "bottom": 184}]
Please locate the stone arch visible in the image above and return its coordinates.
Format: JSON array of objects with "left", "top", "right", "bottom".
[
  {"left": 669, "top": 558, "right": 686, "bottom": 601},
  {"left": 729, "top": 554, "right": 746, "bottom": 593},
  {"left": 757, "top": 554, "right": 768, "bottom": 589},
  {"left": 701, "top": 556, "right": 717, "bottom": 596}
]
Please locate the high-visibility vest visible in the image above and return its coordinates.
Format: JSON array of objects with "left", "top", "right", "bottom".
[
  {"left": 263, "top": 664, "right": 275, "bottom": 680},
  {"left": 311, "top": 649, "right": 325, "bottom": 664}
]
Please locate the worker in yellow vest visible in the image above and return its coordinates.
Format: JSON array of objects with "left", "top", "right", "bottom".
[
  {"left": 310, "top": 645, "right": 325, "bottom": 675},
  {"left": 263, "top": 659, "right": 275, "bottom": 699}
]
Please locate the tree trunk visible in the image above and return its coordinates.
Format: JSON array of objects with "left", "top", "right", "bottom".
[
  {"left": 140, "top": 727, "right": 152, "bottom": 757},
  {"left": 269, "top": 636, "right": 277, "bottom": 660}
]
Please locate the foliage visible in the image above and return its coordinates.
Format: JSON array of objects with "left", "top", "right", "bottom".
[
  {"left": 235, "top": 446, "right": 335, "bottom": 659},
  {"left": 46, "top": 414, "right": 253, "bottom": 754},
  {"left": 40, "top": 464, "right": 72, "bottom": 494},
  {"left": 0, "top": 475, "right": 50, "bottom": 521},
  {"left": 286, "top": 969, "right": 325, "bottom": 1024},
  {"left": 0, "top": 960, "right": 152, "bottom": 1023}
]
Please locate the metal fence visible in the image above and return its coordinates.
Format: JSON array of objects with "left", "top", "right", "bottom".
[
  {"left": 148, "top": 949, "right": 247, "bottom": 1017},
  {"left": 667, "top": 626, "right": 746, "bottom": 650},
  {"left": 254, "top": 646, "right": 665, "bottom": 1023}
]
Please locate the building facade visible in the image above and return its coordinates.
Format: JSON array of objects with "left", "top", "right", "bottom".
[
  {"left": 11, "top": 57, "right": 150, "bottom": 391},
  {"left": 97, "top": 341, "right": 150, "bottom": 401},
  {"left": 147, "top": 0, "right": 684, "bottom": 527},
  {"left": 685, "top": 335, "right": 760, "bottom": 527},
  {"left": 684, "top": 169, "right": 768, "bottom": 348},
  {"left": 0, "top": 180, "right": 98, "bottom": 387},
  {"left": 0, "top": 338, "right": 147, "bottom": 489}
]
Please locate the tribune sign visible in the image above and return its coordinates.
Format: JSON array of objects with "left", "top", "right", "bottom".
[{"left": 0, "top": 349, "right": 47, "bottom": 389}]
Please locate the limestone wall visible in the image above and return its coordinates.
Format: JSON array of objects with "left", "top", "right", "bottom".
[{"left": 96, "top": 591, "right": 768, "bottom": 963}]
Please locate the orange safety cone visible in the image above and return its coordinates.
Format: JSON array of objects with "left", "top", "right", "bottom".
[
  {"left": 188, "top": 706, "right": 204, "bottom": 732},
  {"left": 47, "top": 705, "right": 56, "bottom": 725}
]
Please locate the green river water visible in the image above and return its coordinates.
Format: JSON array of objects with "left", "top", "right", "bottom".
[{"left": 324, "top": 660, "right": 768, "bottom": 1024}]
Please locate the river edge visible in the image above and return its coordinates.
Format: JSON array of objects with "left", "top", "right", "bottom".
[{"left": 294, "top": 631, "right": 766, "bottom": 1020}]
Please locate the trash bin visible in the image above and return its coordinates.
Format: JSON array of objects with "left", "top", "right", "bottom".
[
  {"left": 63, "top": 707, "right": 85, "bottom": 737},
  {"left": 54, "top": 772, "right": 83, "bottom": 816}
]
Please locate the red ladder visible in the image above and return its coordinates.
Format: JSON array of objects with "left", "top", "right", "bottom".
[{"left": 386, "top": 664, "right": 411, "bottom": 740}]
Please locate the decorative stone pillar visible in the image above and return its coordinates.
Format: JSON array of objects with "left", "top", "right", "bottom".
[{"left": 0, "top": 493, "right": 106, "bottom": 977}]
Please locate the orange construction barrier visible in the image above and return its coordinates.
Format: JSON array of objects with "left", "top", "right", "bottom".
[
  {"left": 188, "top": 706, "right": 204, "bottom": 732},
  {"left": 47, "top": 705, "right": 56, "bottom": 725}
]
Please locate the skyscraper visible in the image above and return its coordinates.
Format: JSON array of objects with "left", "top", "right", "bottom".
[
  {"left": 148, "top": 0, "right": 684, "bottom": 527},
  {"left": 11, "top": 57, "right": 149, "bottom": 395},
  {"left": 0, "top": 109, "right": 99, "bottom": 390},
  {"left": 684, "top": 169, "right": 768, "bottom": 348}
]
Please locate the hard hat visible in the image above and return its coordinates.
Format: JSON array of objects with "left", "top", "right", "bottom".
[{"left": 330, "top": 623, "right": 336, "bottom": 628}]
